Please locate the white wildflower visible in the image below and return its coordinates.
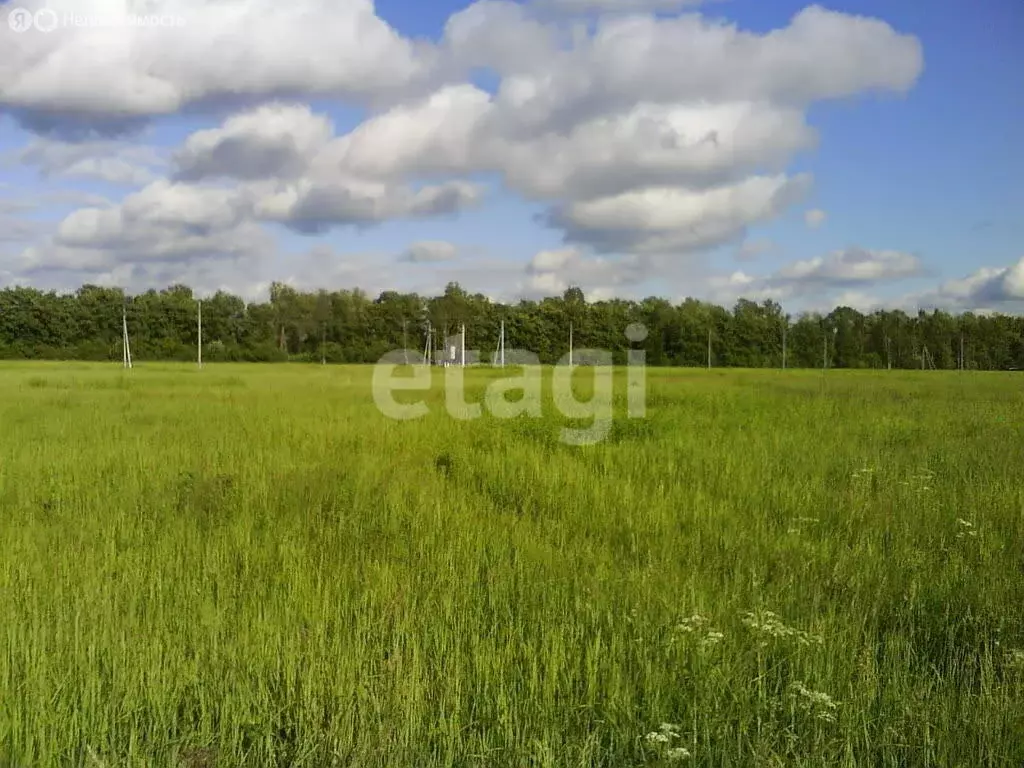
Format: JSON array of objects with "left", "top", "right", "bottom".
[
  {"left": 742, "top": 610, "right": 824, "bottom": 647},
  {"left": 643, "top": 722, "right": 690, "bottom": 761},
  {"left": 676, "top": 615, "right": 708, "bottom": 633},
  {"left": 956, "top": 519, "right": 979, "bottom": 539},
  {"left": 790, "top": 681, "right": 839, "bottom": 723},
  {"left": 701, "top": 631, "right": 724, "bottom": 649},
  {"left": 676, "top": 615, "right": 725, "bottom": 650}
]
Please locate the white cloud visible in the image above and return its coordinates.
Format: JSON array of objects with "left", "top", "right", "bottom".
[
  {"left": 0, "top": 0, "right": 434, "bottom": 134},
  {"left": 804, "top": 208, "right": 827, "bottom": 228},
  {"left": 829, "top": 291, "right": 885, "bottom": 312},
  {"left": 315, "top": 86, "right": 817, "bottom": 206},
  {"left": 307, "top": 2, "right": 918, "bottom": 253},
  {"left": 17, "top": 180, "right": 272, "bottom": 272},
  {"left": 1, "top": 0, "right": 923, "bottom": 137},
  {"left": 912, "top": 257, "right": 1024, "bottom": 311},
  {"left": 321, "top": 85, "right": 491, "bottom": 180},
  {"left": 401, "top": 241, "right": 460, "bottom": 263},
  {"left": 535, "top": 0, "right": 709, "bottom": 12},
  {"left": 254, "top": 178, "right": 483, "bottom": 234},
  {"left": 707, "top": 247, "right": 924, "bottom": 306},
  {"left": 522, "top": 245, "right": 647, "bottom": 297},
  {"left": 528, "top": 247, "right": 582, "bottom": 273},
  {"left": 7, "top": 138, "right": 165, "bottom": 185},
  {"left": 708, "top": 269, "right": 791, "bottom": 304},
  {"left": 495, "top": 100, "right": 818, "bottom": 200},
  {"left": 474, "top": 4, "right": 921, "bottom": 136},
  {"left": 778, "top": 247, "right": 923, "bottom": 284},
  {"left": 173, "top": 103, "right": 334, "bottom": 181},
  {"left": 550, "top": 173, "right": 811, "bottom": 253}
]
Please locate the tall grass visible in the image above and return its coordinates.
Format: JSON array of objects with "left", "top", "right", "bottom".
[{"left": 1, "top": 362, "right": 1022, "bottom": 766}]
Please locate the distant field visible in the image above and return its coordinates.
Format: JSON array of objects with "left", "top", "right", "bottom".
[{"left": 1, "top": 362, "right": 1022, "bottom": 766}]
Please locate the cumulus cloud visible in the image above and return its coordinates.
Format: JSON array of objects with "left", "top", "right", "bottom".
[
  {"left": 1, "top": 0, "right": 922, "bottom": 137},
  {"left": 319, "top": 85, "right": 490, "bottom": 180},
  {"left": 306, "top": 2, "right": 918, "bottom": 253},
  {"left": 912, "top": 257, "right": 1024, "bottom": 311},
  {"left": 255, "top": 178, "right": 483, "bottom": 234},
  {"left": 172, "top": 103, "right": 334, "bottom": 181},
  {"left": 535, "top": 0, "right": 710, "bottom": 12},
  {"left": 6, "top": 138, "right": 165, "bottom": 185},
  {"left": 470, "top": 4, "right": 922, "bottom": 137},
  {"left": 707, "top": 269, "right": 790, "bottom": 304},
  {"left": 549, "top": 173, "right": 812, "bottom": 253},
  {"left": 16, "top": 171, "right": 485, "bottom": 273},
  {"left": 317, "top": 85, "right": 817, "bottom": 201},
  {"left": 825, "top": 291, "right": 885, "bottom": 313},
  {"left": 708, "top": 247, "right": 924, "bottom": 306},
  {"left": 0, "top": 0, "right": 434, "bottom": 135},
  {"left": 400, "top": 241, "right": 460, "bottom": 263},
  {"left": 804, "top": 208, "right": 827, "bottom": 228},
  {"left": 522, "top": 245, "right": 648, "bottom": 297},
  {"left": 777, "top": 247, "right": 923, "bottom": 285},
  {"left": 498, "top": 101, "right": 818, "bottom": 200},
  {"left": 16, "top": 180, "right": 272, "bottom": 273}
]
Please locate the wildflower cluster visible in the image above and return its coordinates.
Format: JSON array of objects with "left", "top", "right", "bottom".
[
  {"left": 741, "top": 610, "right": 824, "bottom": 648},
  {"left": 955, "top": 518, "right": 978, "bottom": 539},
  {"left": 789, "top": 681, "right": 839, "bottom": 723},
  {"left": 675, "top": 614, "right": 724, "bottom": 650},
  {"left": 643, "top": 723, "right": 691, "bottom": 761}
]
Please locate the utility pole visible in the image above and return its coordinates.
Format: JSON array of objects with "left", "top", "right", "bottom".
[
  {"left": 707, "top": 327, "right": 712, "bottom": 370},
  {"left": 122, "top": 305, "right": 133, "bottom": 369},
  {"left": 823, "top": 325, "right": 837, "bottom": 371}
]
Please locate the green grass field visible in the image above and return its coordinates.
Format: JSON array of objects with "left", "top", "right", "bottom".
[{"left": 1, "top": 362, "right": 1022, "bottom": 766}]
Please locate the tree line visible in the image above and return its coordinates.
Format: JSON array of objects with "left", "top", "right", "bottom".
[{"left": 1, "top": 281, "right": 1022, "bottom": 370}]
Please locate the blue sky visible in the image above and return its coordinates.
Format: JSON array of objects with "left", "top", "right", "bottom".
[{"left": 0, "top": 0, "right": 1021, "bottom": 312}]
